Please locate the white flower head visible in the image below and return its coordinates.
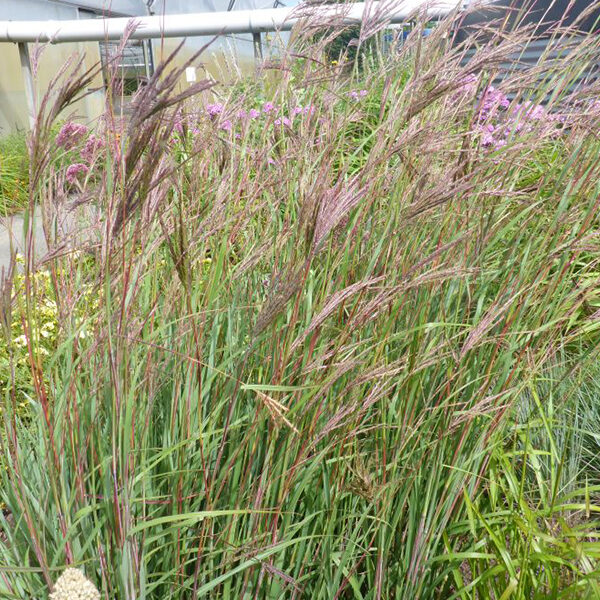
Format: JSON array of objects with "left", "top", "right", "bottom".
[
  {"left": 13, "top": 335, "right": 28, "bottom": 347},
  {"left": 49, "top": 568, "right": 100, "bottom": 600}
]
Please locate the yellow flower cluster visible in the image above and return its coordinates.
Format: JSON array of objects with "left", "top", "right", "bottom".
[{"left": 49, "top": 568, "right": 100, "bottom": 600}]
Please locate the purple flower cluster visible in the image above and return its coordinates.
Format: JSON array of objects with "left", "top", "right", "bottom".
[
  {"left": 56, "top": 121, "right": 89, "bottom": 150},
  {"left": 349, "top": 89, "right": 368, "bottom": 101},
  {"left": 80, "top": 134, "right": 105, "bottom": 163},
  {"left": 65, "top": 163, "right": 89, "bottom": 184},
  {"left": 206, "top": 103, "right": 224, "bottom": 117},
  {"left": 477, "top": 86, "right": 510, "bottom": 121},
  {"left": 472, "top": 84, "right": 561, "bottom": 151},
  {"left": 454, "top": 73, "right": 479, "bottom": 99},
  {"left": 185, "top": 100, "right": 317, "bottom": 136},
  {"left": 274, "top": 116, "right": 292, "bottom": 127}
]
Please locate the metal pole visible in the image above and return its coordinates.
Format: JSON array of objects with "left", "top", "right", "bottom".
[
  {"left": 144, "top": 0, "right": 155, "bottom": 78},
  {"left": 0, "top": 3, "right": 459, "bottom": 43},
  {"left": 252, "top": 31, "right": 263, "bottom": 64},
  {"left": 17, "top": 42, "right": 35, "bottom": 129},
  {"left": 143, "top": 39, "right": 153, "bottom": 78}
]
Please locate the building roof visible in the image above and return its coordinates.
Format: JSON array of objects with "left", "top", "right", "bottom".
[{"left": 456, "top": 0, "right": 600, "bottom": 41}]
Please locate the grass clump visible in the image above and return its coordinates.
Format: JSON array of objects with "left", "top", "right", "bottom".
[
  {"left": 0, "top": 132, "right": 29, "bottom": 215},
  {"left": 1, "top": 7, "right": 600, "bottom": 599}
]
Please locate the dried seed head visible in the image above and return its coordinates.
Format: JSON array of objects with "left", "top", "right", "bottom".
[{"left": 49, "top": 568, "right": 100, "bottom": 600}]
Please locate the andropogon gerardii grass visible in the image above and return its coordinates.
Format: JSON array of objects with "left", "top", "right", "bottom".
[{"left": 1, "top": 2, "right": 600, "bottom": 598}]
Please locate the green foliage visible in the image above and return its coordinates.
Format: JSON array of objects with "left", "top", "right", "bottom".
[
  {"left": 0, "top": 262, "right": 58, "bottom": 415},
  {"left": 0, "top": 133, "right": 29, "bottom": 214}
]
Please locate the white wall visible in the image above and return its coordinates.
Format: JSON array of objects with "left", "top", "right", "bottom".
[
  {"left": 2, "top": 0, "right": 77, "bottom": 20},
  {"left": 2, "top": 0, "right": 147, "bottom": 18}
]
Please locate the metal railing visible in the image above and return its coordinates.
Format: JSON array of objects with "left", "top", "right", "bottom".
[{"left": 0, "top": 1, "right": 458, "bottom": 128}]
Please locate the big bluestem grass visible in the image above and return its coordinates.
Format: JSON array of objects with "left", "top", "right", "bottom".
[{"left": 1, "top": 4, "right": 600, "bottom": 598}]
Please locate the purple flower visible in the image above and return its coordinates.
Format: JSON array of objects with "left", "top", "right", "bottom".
[
  {"left": 481, "top": 132, "right": 495, "bottom": 147},
  {"left": 349, "top": 89, "right": 368, "bottom": 101},
  {"left": 525, "top": 103, "right": 547, "bottom": 120},
  {"left": 292, "top": 106, "right": 303, "bottom": 115},
  {"left": 237, "top": 109, "right": 247, "bottom": 119},
  {"left": 452, "top": 74, "right": 479, "bottom": 101},
  {"left": 80, "top": 134, "right": 105, "bottom": 163},
  {"left": 262, "top": 102, "right": 276, "bottom": 114},
  {"left": 206, "top": 103, "right": 224, "bottom": 117},
  {"left": 56, "top": 121, "right": 88, "bottom": 150},
  {"left": 459, "top": 73, "right": 478, "bottom": 88},
  {"left": 477, "top": 87, "right": 510, "bottom": 122},
  {"left": 220, "top": 120, "right": 232, "bottom": 132},
  {"left": 274, "top": 117, "right": 292, "bottom": 127},
  {"left": 249, "top": 108, "right": 260, "bottom": 119},
  {"left": 65, "top": 163, "right": 89, "bottom": 184}
]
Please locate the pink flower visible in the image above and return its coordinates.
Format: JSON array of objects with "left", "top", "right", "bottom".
[
  {"left": 249, "top": 108, "right": 260, "bottom": 119},
  {"left": 206, "top": 103, "right": 224, "bottom": 117},
  {"left": 65, "top": 163, "right": 89, "bottom": 184},
  {"left": 56, "top": 121, "right": 88, "bottom": 150},
  {"left": 80, "top": 134, "right": 105, "bottom": 163},
  {"left": 292, "top": 106, "right": 303, "bottom": 115},
  {"left": 220, "top": 120, "right": 232, "bottom": 131},
  {"left": 481, "top": 132, "right": 495, "bottom": 147},
  {"left": 262, "top": 102, "right": 276, "bottom": 114},
  {"left": 349, "top": 90, "right": 368, "bottom": 101},
  {"left": 452, "top": 74, "right": 479, "bottom": 100}
]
